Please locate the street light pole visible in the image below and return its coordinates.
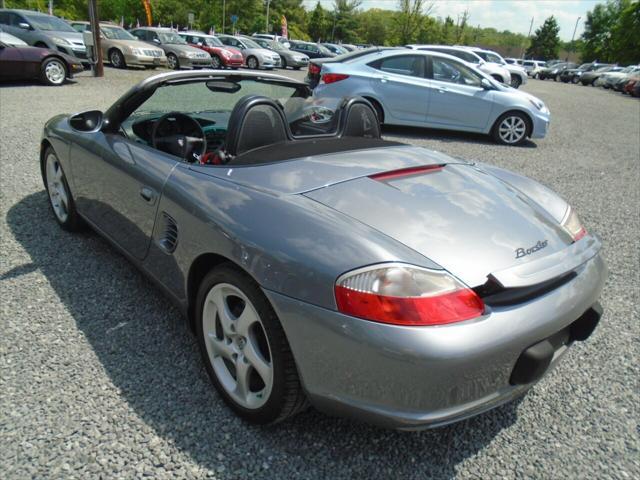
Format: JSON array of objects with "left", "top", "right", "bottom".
[
  {"left": 265, "top": 0, "right": 270, "bottom": 33},
  {"left": 88, "top": 0, "right": 103, "bottom": 77},
  {"left": 567, "top": 16, "right": 581, "bottom": 61},
  {"left": 222, "top": 0, "right": 226, "bottom": 34},
  {"left": 520, "top": 16, "right": 534, "bottom": 59}
]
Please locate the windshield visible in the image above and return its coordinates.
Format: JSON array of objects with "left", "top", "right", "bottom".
[
  {"left": 318, "top": 44, "right": 333, "bottom": 56},
  {"left": 269, "top": 41, "right": 285, "bottom": 51},
  {"left": 158, "top": 32, "right": 187, "bottom": 44},
  {"left": 475, "top": 51, "right": 503, "bottom": 64},
  {"left": 204, "top": 36, "right": 223, "bottom": 47},
  {"left": 121, "top": 79, "right": 351, "bottom": 158},
  {"left": 102, "top": 26, "right": 136, "bottom": 41},
  {"left": 241, "top": 38, "right": 261, "bottom": 49},
  {"left": 24, "top": 14, "right": 76, "bottom": 32}
]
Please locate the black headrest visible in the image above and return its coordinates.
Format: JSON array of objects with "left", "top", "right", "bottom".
[
  {"left": 339, "top": 97, "right": 381, "bottom": 139},
  {"left": 225, "top": 95, "right": 290, "bottom": 156}
]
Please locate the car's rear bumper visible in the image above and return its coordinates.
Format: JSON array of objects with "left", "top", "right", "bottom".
[{"left": 265, "top": 252, "right": 606, "bottom": 430}]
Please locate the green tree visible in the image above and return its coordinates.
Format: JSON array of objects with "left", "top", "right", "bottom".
[
  {"left": 526, "top": 16, "right": 560, "bottom": 60},
  {"left": 332, "top": 0, "right": 361, "bottom": 42},
  {"left": 308, "top": 1, "right": 329, "bottom": 41},
  {"left": 610, "top": 0, "right": 640, "bottom": 64},
  {"left": 395, "top": 0, "right": 427, "bottom": 45}
]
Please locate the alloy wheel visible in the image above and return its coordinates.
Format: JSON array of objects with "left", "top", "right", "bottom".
[
  {"left": 110, "top": 50, "right": 123, "bottom": 68},
  {"left": 498, "top": 116, "right": 527, "bottom": 144},
  {"left": 167, "top": 54, "right": 179, "bottom": 70},
  {"left": 247, "top": 57, "right": 258, "bottom": 69},
  {"left": 44, "top": 60, "right": 65, "bottom": 85},
  {"left": 211, "top": 56, "right": 221, "bottom": 68},
  {"left": 202, "top": 283, "right": 273, "bottom": 410},
  {"left": 46, "top": 153, "right": 70, "bottom": 222}
]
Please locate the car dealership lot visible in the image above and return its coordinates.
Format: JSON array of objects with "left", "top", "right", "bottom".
[{"left": 1, "top": 69, "right": 638, "bottom": 479}]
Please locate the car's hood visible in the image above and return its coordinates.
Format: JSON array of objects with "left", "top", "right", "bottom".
[
  {"left": 165, "top": 44, "right": 200, "bottom": 53},
  {"left": 304, "top": 162, "right": 573, "bottom": 287},
  {"left": 109, "top": 39, "right": 162, "bottom": 51},
  {"left": 247, "top": 48, "right": 279, "bottom": 58},
  {"left": 49, "top": 30, "right": 84, "bottom": 45}
]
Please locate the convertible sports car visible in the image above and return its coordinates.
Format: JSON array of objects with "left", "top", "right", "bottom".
[{"left": 41, "top": 71, "right": 606, "bottom": 429}]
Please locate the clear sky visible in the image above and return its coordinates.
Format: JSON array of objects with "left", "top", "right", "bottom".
[{"left": 301, "top": 0, "right": 605, "bottom": 41}]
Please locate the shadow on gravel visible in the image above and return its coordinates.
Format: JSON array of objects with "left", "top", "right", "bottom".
[
  {"left": 8, "top": 191, "right": 522, "bottom": 479},
  {"left": 382, "top": 124, "right": 538, "bottom": 148}
]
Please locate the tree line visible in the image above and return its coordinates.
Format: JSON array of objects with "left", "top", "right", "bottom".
[{"left": 5, "top": 0, "right": 639, "bottom": 63}]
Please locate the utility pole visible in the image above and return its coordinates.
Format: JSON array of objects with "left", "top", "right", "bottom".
[
  {"left": 520, "top": 16, "right": 534, "bottom": 59},
  {"left": 265, "top": 0, "right": 270, "bottom": 33},
  {"left": 222, "top": 0, "right": 226, "bottom": 34},
  {"left": 88, "top": 0, "right": 103, "bottom": 77},
  {"left": 567, "top": 16, "right": 581, "bottom": 61}
]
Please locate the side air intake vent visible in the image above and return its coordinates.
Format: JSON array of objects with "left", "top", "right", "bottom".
[{"left": 159, "top": 212, "right": 178, "bottom": 253}]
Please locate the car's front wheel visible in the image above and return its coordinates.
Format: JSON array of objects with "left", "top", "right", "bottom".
[
  {"left": 167, "top": 53, "right": 179, "bottom": 70},
  {"left": 41, "top": 58, "right": 67, "bottom": 86},
  {"left": 195, "top": 265, "right": 307, "bottom": 424},
  {"left": 211, "top": 55, "right": 221, "bottom": 69},
  {"left": 42, "top": 147, "right": 83, "bottom": 231},
  {"left": 510, "top": 76, "right": 522, "bottom": 88},
  {"left": 492, "top": 112, "right": 530, "bottom": 146},
  {"left": 246, "top": 56, "right": 259, "bottom": 69},
  {"left": 109, "top": 49, "right": 126, "bottom": 69}
]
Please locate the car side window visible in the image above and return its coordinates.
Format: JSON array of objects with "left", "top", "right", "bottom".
[
  {"left": 431, "top": 57, "right": 482, "bottom": 87},
  {"left": 371, "top": 55, "right": 426, "bottom": 78},
  {"left": 149, "top": 32, "right": 159, "bottom": 43},
  {"left": 130, "top": 29, "right": 142, "bottom": 40},
  {"left": 0, "top": 12, "right": 9, "bottom": 24}
]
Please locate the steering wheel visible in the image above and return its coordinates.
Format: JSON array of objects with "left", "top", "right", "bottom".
[{"left": 151, "top": 112, "right": 207, "bottom": 162}]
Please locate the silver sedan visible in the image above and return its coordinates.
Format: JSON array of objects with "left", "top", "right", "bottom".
[{"left": 313, "top": 49, "right": 550, "bottom": 145}]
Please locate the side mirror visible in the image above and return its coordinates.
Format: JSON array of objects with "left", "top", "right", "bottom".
[
  {"left": 153, "top": 38, "right": 160, "bottom": 44},
  {"left": 69, "top": 110, "right": 104, "bottom": 132},
  {"left": 197, "top": 42, "right": 203, "bottom": 46},
  {"left": 18, "top": 22, "right": 31, "bottom": 30},
  {"left": 481, "top": 78, "right": 494, "bottom": 90}
]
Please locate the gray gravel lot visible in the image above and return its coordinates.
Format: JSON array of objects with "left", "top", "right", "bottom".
[{"left": 1, "top": 68, "right": 639, "bottom": 479}]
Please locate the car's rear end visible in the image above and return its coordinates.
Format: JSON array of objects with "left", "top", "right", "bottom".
[
  {"left": 214, "top": 145, "right": 607, "bottom": 429},
  {"left": 306, "top": 47, "right": 397, "bottom": 88}
]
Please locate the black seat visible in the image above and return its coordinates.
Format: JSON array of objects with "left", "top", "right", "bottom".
[
  {"left": 339, "top": 97, "right": 381, "bottom": 139},
  {"left": 225, "top": 95, "right": 290, "bottom": 157}
]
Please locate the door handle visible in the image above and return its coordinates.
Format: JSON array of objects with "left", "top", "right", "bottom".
[
  {"left": 437, "top": 87, "right": 448, "bottom": 93},
  {"left": 380, "top": 76, "right": 389, "bottom": 83},
  {"left": 140, "top": 186, "right": 156, "bottom": 204}
]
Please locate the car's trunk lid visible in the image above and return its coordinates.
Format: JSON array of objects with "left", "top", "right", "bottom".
[{"left": 304, "top": 163, "right": 573, "bottom": 287}]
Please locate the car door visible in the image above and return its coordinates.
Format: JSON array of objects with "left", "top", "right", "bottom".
[
  {"left": 369, "top": 54, "right": 429, "bottom": 123},
  {"left": 69, "top": 131, "right": 178, "bottom": 260},
  {"left": 0, "top": 42, "right": 25, "bottom": 79},
  {"left": 426, "top": 56, "right": 493, "bottom": 131}
]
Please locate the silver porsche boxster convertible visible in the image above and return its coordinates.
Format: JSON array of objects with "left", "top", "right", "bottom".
[{"left": 41, "top": 71, "right": 606, "bottom": 429}]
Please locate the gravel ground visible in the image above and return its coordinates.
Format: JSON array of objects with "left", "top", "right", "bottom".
[{"left": 1, "top": 68, "right": 638, "bottom": 479}]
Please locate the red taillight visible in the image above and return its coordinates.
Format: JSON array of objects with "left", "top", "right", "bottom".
[
  {"left": 561, "top": 207, "right": 588, "bottom": 242},
  {"left": 369, "top": 164, "right": 444, "bottom": 181},
  {"left": 321, "top": 73, "right": 349, "bottom": 84},
  {"left": 309, "top": 63, "right": 321, "bottom": 75},
  {"left": 334, "top": 264, "right": 485, "bottom": 326}
]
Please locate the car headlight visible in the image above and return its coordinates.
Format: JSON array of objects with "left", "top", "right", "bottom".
[
  {"left": 51, "top": 36, "right": 70, "bottom": 46},
  {"left": 561, "top": 206, "right": 587, "bottom": 242},
  {"left": 220, "top": 49, "right": 232, "bottom": 57}
]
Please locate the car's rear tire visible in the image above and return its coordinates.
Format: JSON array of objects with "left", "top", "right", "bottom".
[
  {"left": 211, "top": 55, "right": 221, "bottom": 69},
  {"left": 510, "top": 76, "right": 522, "bottom": 89},
  {"left": 247, "top": 56, "right": 259, "bottom": 69},
  {"left": 42, "top": 146, "right": 83, "bottom": 231},
  {"left": 109, "top": 49, "right": 126, "bottom": 69},
  {"left": 365, "top": 97, "right": 384, "bottom": 124},
  {"left": 492, "top": 111, "right": 531, "bottom": 146},
  {"left": 491, "top": 74, "right": 503, "bottom": 83},
  {"left": 41, "top": 57, "right": 67, "bottom": 86},
  {"left": 280, "top": 57, "right": 287, "bottom": 69},
  {"left": 167, "top": 53, "right": 180, "bottom": 70},
  {"left": 195, "top": 265, "right": 307, "bottom": 424}
]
